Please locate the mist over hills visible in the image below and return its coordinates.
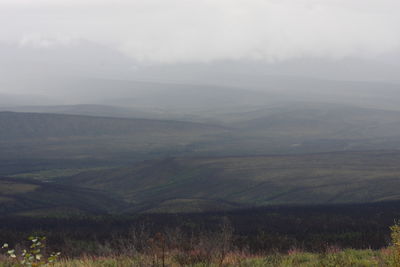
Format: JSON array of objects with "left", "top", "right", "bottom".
[
  {"left": 2, "top": 74, "right": 400, "bottom": 112},
  {"left": 1, "top": 41, "right": 400, "bottom": 215},
  {"left": 0, "top": 93, "right": 53, "bottom": 106},
  {"left": 0, "top": 41, "right": 134, "bottom": 81},
  {"left": 1, "top": 41, "right": 400, "bottom": 111}
]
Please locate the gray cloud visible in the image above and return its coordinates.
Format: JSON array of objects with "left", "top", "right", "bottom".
[{"left": 1, "top": 0, "right": 400, "bottom": 63}]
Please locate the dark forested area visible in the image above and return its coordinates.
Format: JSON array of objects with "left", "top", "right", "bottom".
[{"left": 1, "top": 201, "right": 399, "bottom": 257}]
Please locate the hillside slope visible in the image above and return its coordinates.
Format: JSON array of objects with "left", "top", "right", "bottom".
[
  {"left": 0, "top": 177, "right": 126, "bottom": 216},
  {"left": 3, "top": 104, "right": 400, "bottom": 161},
  {"left": 235, "top": 104, "right": 400, "bottom": 139},
  {"left": 63, "top": 151, "right": 400, "bottom": 212},
  {"left": 0, "top": 111, "right": 228, "bottom": 162},
  {"left": 0, "top": 104, "right": 161, "bottom": 120},
  {"left": 0, "top": 111, "right": 224, "bottom": 141}
]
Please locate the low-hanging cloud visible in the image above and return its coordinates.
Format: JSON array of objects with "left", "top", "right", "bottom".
[{"left": 1, "top": 0, "right": 400, "bottom": 63}]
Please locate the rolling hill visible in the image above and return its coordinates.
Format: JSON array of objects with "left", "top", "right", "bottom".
[
  {"left": 0, "top": 111, "right": 224, "bottom": 141},
  {"left": 0, "top": 111, "right": 227, "bottom": 163},
  {"left": 3, "top": 104, "right": 400, "bottom": 172},
  {"left": 234, "top": 104, "right": 400, "bottom": 139},
  {"left": 3, "top": 105, "right": 400, "bottom": 215},
  {"left": 0, "top": 177, "right": 126, "bottom": 216},
  {"left": 62, "top": 151, "right": 400, "bottom": 213},
  {"left": 0, "top": 104, "right": 161, "bottom": 120}
]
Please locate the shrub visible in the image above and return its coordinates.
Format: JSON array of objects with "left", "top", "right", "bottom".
[
  {"left": 2, "top": 236, "right": 60, "bottom": 266},
  {"left": 389, "top": 221, "right": 400, "bottom": 267}
]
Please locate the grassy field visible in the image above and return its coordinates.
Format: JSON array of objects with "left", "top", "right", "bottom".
[
  {"left": 34, "top": 250, "right": 400, "bottom": 267},
  {"left": 0, "top": 248, "right": 398, "bottom": 266}
]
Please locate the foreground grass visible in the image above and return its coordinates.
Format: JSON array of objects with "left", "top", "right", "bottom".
[
  {"left": 3, "top": 220, "right": 400, "bottom": 266},
  {"left": 0, "top": 249, "right": 398, "bottom": 267}
]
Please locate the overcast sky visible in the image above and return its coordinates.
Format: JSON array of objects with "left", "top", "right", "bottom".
[{"left": 1, "top": 0, "right": 400, "bottom": 64}]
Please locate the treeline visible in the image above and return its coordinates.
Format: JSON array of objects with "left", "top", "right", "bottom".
[{"left": 1, "top": 201, "right": 400, "bottom": 257}]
